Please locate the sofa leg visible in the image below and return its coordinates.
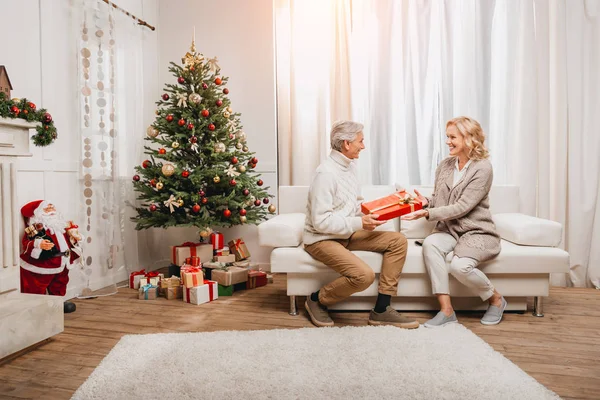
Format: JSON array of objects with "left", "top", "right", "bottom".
[
  {"left": 532, "top": 296, "right": 544, "bottom": 317},
  {"left": 289, "top": 295, "right": 298, "bottom": 316}
]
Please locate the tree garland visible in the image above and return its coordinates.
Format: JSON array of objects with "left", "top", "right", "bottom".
[{"left": 0, "top": 92, "right": 57, "bottom": 147}]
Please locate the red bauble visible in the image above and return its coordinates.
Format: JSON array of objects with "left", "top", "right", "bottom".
[
  {"left": 201, "top": 109, "right": 209, "bottom": 117},
  {"left": 162, "top": 94, "right": 170, "bottom": 101},
  {"left": 133, "top": 175, "right": 140, "bottom": 182},
  {"left": 216, "top": 99, "right": 223, "bottom": 107},
  {"left": 28, "top": 102, "right": 36, "bottom": 110},
  {"left": 22, "top": 110, "right": 28, "bottom": 115},
  {"left": 190, "top": 136, "right": 198, "bottom": 143},
  {"left": 201, "top": 197, "right": 208, "bottom": 205},
  {"left": 231, "top": 156, "right": 238, "bottom": 164},
  {"left": 192, "top": 204, "right": 201, "bottom": 213},
  {"left": 215, "top": 77, "right": 222, "bottom": 85},
  {"left": 254, "top": 200, "right": 262, "bottom": 207},
  {"left": 187, "top": 123, "right": 194, "bottom": 130},
  {"left": 178, "top": 77, "right": 185, "bottom": 84},
  {"left": 263, "top": 198, "right": 269, "bottom": 204},
  {"left": 257, "top": 179, "right": 264, "bottom": 186},
  {"left": 142, "top": 160, "right": 151, "bottom": 169},
  {"left": 251, "top": 157, "right": 258, "bottom": 164},
  {"left": 178, "top": 118, "right": 186, "bottom": 126},
  {"left": 208, "top": 124, "right": 215, "bottom": 131},
  {"left": 182, "top": 170, "right": 190, "bottom": 178},
  {"left": 202, "top": 83, "right": 208, "bottom": 90},
  {"left": 229, "top": 134, "right": 235, "bottom": 139},
  {"left": 239, "top": 209, "right": 247, "bottom": 216},
  {"left": 158, "top": 148, "right": 166, "bottom": 154},
  {"left": 223, "top": 88, "right": 229, "bottom": 94},
  {"left": 166, "top": 114, "right": 174, "bottom": 122},
  {"left": 10, "top": 106, "right": 19, "bottom": 116},
  {"left": 42, "top": 112, "right": 52, "bottom": 123},
  {"left": 198, "top": 190, "right": 205, "bottom": 197},
  {"left": 150, "top": 179, "right": 157, "bottom": 187},
  {"left": 243, "top": 189, "right": 250, "bottom": 196},
  {"left": 223, "top": 209, "right": 231, "bottom": 218},
  {"left": 149, "top": 204, "right": 157, "bottom": 212},
  {"left": 229, "top": 179, "right": 237, "bottom": 186}
]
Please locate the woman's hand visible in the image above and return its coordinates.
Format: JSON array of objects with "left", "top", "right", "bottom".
[
  {"left": 401, "top": 209, "right": 429, "bottom": 221},
  {"left": 414, "top": 189, "right": 428, "bottom": 208}
]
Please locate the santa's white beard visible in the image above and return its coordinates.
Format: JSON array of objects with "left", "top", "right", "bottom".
[{"left": 30, "top": 212, "right": 67, "bottom": 236}]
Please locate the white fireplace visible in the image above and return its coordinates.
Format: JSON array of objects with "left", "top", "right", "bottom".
[{"left": 0, "top": 117, "right": 63, "bottom": 360}]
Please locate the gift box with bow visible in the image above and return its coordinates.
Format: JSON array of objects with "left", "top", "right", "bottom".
[
  {"left": 360, "top": 191, "right": 423, "bottom": 221},
  {"left": 170, "top": 242, "right": 213, "bottom": 266},
  {"left": 211, "top": 266, "right": 249, "bottom": 286},
  {"left": 247, "top": 270, "right": 268, "bottom": 289},
  {"left": 228, "top": 238, "right": 251, "bottom": 261},
  {"left": 138, "top": 284, "right": 158, "bottom": 300},
  {"left": 210, "top": 232, "right": 224, "bottom": 252},
  {"left": 129, "top": 269, "right": 146, "bottom": 289},
  {"left": 183, "top": 280, "right": 218, "bottom": 305}
]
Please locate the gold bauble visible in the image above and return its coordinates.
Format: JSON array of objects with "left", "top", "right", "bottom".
[
  {"left": 156, "top": 182, "right": 164, "bottom": 190},
  {"left": 238, "top": 165, "right": 246, "bottom": 173},
  {"left": 12, "top": 98, "right": 21, "bottom": 103},
  {"left": 172, "top": 141, "right": 180, "bottom": 149},
  {"left": 240, "top": 216, "right": 247, "bottom": 223},
  {"left": 214, "top": 142, "right": 226, "bottom": 153},
  {"left": 236, "top": 131, "right": 247, "bottom": 142},
  {"left": 236, "top": 142, "right": 243, "bottom": 149},
  {"left": 226, "top": 106, "right": 233, "bottom": 113},
  {"left": 200, "top": 229, "right": 210, "bottom": 238},
  {"left": 177, "top": 199, "right": 184, "bottom": 207},
  {"left": 242, "top": 145, "right": 249, "bottom": 152},
  {"left": 246, "top": 199, "right": 254, "bottom": 207},
  {"left": 162, "top": 163, "right": 175, "bottom": 176},
  {"left": 223, "top": 111, "right": 231, "bottom": 118},
  {"left": 146, "top": 126, "right": 158, "bottom": 138},
  {"left": 213, "top": 175, "right": 221, "bottom": 183},
  {"left": 268, "top": 204, "right": 276, "bottom": 213},
  {"left": 189, "top": 93, "right": 202, "bottom": 104}
]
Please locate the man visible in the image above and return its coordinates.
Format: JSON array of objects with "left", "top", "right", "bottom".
[
  {"left": 303, "top": 120, "right": 419, "bottom": 328},
  {"left": 20, "top": 200, "right": 83, "bottom": 313}
]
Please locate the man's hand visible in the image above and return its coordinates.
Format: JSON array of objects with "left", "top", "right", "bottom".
[
  {"left": 40, "top": 240, "right": 55, "bottom": 250},
  {"left": 401, "top": 209, "right": 429, "bottom": 221},
  {"left": 362, "top": 214, "right": 386, "bottom": 231},
  {"left": 414, "top": 189, "right": 428, "bottom": 208}
]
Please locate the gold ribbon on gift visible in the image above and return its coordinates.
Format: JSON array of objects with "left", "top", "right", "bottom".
[
  {"left": 369, "top": 192, "right": 416, "bottom": 214},
  {"left": 164, "top": 195, "right": 180, "bottom": 213}
]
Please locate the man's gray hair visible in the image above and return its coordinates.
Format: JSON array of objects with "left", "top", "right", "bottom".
[{"left": 330, "top": 120, "right": 364, "bottom": 151}]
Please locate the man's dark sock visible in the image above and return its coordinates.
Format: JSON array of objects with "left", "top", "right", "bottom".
[
  {"left": 310, "top": 290, "right": 320, "bottom": 302},
  {"left": 374, "top": 293, "right": 391, "bottom": 313}
]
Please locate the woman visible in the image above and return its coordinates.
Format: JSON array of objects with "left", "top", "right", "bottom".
[{"left": 402, "top": 116, "right": 505, "bottom": 327}]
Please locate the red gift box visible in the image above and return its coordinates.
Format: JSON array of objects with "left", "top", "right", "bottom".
[
  {"left": 185, "top": 256, "right": 201, "bottom": 267},
  {"left": 210, "top": 232, "right": 224, "bottom": 251},
  {"left": 360, "top": 191, "right": 422, "bottom": 221},
  {"left": 247, "top": 270, "right": 268, "bottom": 289},
  {"left": 129, "top": 269, "right": 146, "bottom": 289}
]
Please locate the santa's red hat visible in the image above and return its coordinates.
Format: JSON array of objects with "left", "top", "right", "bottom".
[{"left": 21, "top": 200, "right": 47, "bottom": 223}]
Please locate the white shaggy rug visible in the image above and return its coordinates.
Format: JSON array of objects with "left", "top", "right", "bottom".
[{"left": 72, "top": 325, "right": 558, "bottom": 400}]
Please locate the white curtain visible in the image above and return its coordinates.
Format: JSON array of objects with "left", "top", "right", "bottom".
[
  {"left": 275, "top": 0, "right": 600, "bottom": 288},
  {"left": 73, "top": 0, "right": 147, "bottom": 296}
]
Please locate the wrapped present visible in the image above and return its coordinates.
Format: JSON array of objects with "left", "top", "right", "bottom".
[
  {"left": 247, "top": 270, "right": 268, "bottom": 289},
  {"left": 210, "top": 232, "right": 224, "bottom": 252},
  {"left": 129, "top": 269, "right": 146, "bottom": 289},
  {"left": 232, "top": 260, "right": 259, "bottom": 270},
  {"left": 267, "top": 274, "right": 274, "bottom": 284},
  {"left": 185, "top": 256, "right": 201, "bottom": 267},
  {"left": 218, "top": 284, "right": 234, "bottom": 297},
  {"left": 183, "top": 280, "right": 218, "bottom": 304},
  {"left": 138, "top": 284, "right": 158, "bottom": 300},
  {"left": 214, "top": 248, "right": 230, "bottom": 257},
  {"left": 160, "top": 276, "right": 181, "bottom": 289},
  {"left": 182, "top": 267, "right": 204, "bottom": 288},
  {"left": 228, "top": 239, "right": 251, "bottom": 261},
  {"left": 201, "top": 262, "right": 227, "bottom": 280},
  {"left": 211, "top": 266, "right": 249, "bottom": 286},
  {"left": 164, "top": 285, "right": 183, "bottom": 300},
  {"left": 170, "top": 242, "right": 213, "bottom": 266},
  {"left": 360, "top": 191, "right": 422, "bottom": 221},
  {"left": 140, "top": 276, "right": 160, "bottom": 287},
  {"left": 214, "top": 254, "right": 236, "bottom": 263}
]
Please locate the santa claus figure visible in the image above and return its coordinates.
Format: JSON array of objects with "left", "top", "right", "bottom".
[{"left": 20, "top": 200, "right": 83, "bottom": 313}]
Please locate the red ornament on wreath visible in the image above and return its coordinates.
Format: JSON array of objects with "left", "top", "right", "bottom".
[
  {"left": 208, "top": 124, "right": 215, "bottom": 131},
  {"left": 149, "top": 204, "right": 157, "bottom": 212},
  {"left": 142, "top": 160, "right": 152, "bottom": 169},
  {"left": 231, "top": 156, "right": 238, "bottom": 164},
  {"left": 239, "top": 209, "right": 247, "bottom": 216},
  {"left": 192, "top": 204, "right": 201, "bottom": 213},
  {"left": 10, "top": 106, "right": 19, "bottom": 115},
  {"left": 216, "top": 99, "right": 223, "bottom": 107},
  {"left": 28, "top": 102, "right": 36, "bottom": 111},
  {"left": 263, "top": 198, "right": 270, "bottom": 204},
  {"left": 215, "top": 77, "right": 222, "bottom": 85},
  {"left": 178, "top": 118, "right": 186, "bottom": 126},
  {"left": 198, "top": 190, "right": 205, "bottom": 197},
  {"left": 178, "top": 77, "right": 185, "bottom": 84},
  {"left": 182, "top": 170, "right": 190, "bottom": 178},
  {"left": 229, "top": 179, "right": 236, "bottom": 186},
  {"left": 133, "top": 175, "right": 140, "bottom": 182},
  {"left": 150, "top": 179, "right": 157, "bottom": 187},
  {"left": 223, "top": 88, "right": 229, "bottom": 94},
  {"left": 223, "top": 209, "right": 231, "bottom": 218},
  {"left": 158, "top": 148, "right": 166, "bottom": 155},
  {"left": 257, "top": 179, "right": 263, "bottom": 186},
  {"left": 201, "top": 197, "right": 208, "bottom": 205},
  {"left": 42, "top": 112, "right": 52, "bottom": 123},
  {"left": 201, "top": 109, "right": 209, "bottom": 118},
  {"left": 187, "top": 123, "right": 194, "bottom": 130},
  {"left": 251, "top": 157, "right": 258, "bottom": 165},
  {"left": 189, "top": 136, "right": 198, "bottom": 143},
  {"left": 202, "top": 83, "right": 208, "bottom": 90},
  {"left": 22, "top": 109, "right": 28, "bottom": 115},
  {"left": 254, "top": 199, "right": 262, "bottom": 207},
  {"left": 166, "top": 114, "right": 174, "bottom": 122},
  {"left": 162, "top": 94, "right": 170, "bottom": 101},
  {"left": 243, "top": 189, "right": 250, "bottom": 196}
]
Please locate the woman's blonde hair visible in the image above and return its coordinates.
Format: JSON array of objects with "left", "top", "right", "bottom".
[{"left": 446, "top": 116, "right": 490, "bottom": 160}]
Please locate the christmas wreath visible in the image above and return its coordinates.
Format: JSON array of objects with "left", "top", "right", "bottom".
[{"left": 0, "top": 92, "right": 57, "bottom": 147}]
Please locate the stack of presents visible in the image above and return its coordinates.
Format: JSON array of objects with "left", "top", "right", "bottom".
[{"left": 129, "top": 233, "right": 271, "bottom": 305}]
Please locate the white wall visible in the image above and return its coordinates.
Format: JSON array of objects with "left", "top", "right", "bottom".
[
  {"left": 142, "top": 0, "right": 278, "bottom": 270},
  {"left": 0, "top": 0, "right": 160, "bottom": 297}
]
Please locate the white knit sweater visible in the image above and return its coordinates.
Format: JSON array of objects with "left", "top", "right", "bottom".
[{"left": 303, "top": 150, "right": 363, "bottom": 245}]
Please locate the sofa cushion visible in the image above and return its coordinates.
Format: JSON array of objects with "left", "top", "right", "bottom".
[
  {"left": 400, "top": 219, "right": 437, "bottom": 239},
  {"left": 258, "top": 213, "right": 305, "bottom": 247},
  {"left": 492, "top": 213, "right": 562, "bottom": 247}
]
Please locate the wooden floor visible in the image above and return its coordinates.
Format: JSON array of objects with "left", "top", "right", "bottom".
[{"left": 0, "top": 275, "right": 599, "bottom": 400}]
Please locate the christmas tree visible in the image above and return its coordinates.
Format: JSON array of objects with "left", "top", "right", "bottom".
[{"left": 131, "top": 36, "right": 274, "bottom": 237}]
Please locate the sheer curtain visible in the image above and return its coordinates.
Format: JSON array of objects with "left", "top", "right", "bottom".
[
  {"left": 72, "top": 0, "right": 147, "bottom": 296},
  {"left": 275, "top": 0, "right": 600, "bottom": 288}
]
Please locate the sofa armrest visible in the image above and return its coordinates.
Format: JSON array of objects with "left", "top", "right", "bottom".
[
  {"left": 258, "top": 213, "right": 305, "bottom": 247},
  {"left": 492, "top": 213, "right": 562, "bottom": 247}
]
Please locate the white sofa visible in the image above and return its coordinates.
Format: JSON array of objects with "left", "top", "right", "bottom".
[{"left": 258, "top": 185, "right": 570, "bottom": 317}]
